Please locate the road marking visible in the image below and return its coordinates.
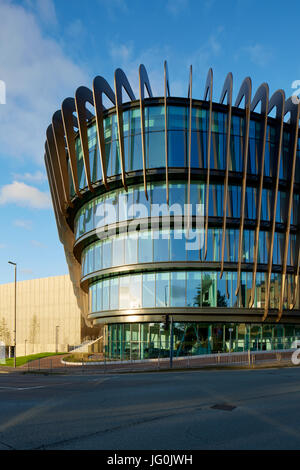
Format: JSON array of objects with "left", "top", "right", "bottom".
[
  {"left": 0, "top": 377, "right": 115, "bottom": 391},
  {"left": 0, "top": 385, "right": 46, "bottom": 391},
  {"left": 91, "top": 377, "right": 112, "bottom": 385}
]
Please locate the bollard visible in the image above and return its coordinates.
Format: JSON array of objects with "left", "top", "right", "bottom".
[
  {"left": 248, "top": 349, "right": 251, "bottom": 366},
  {"left": 39, "top": 358, "right": 40, "bottom": 372}
]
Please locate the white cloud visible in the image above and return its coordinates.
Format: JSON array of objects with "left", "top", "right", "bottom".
[
  {"left": 12, "top": 170, "right": 47, "bottom": 184},
  {"left": 109, "top": 42, "right": 134, "bottom": 63},
  {"left": 0, "top": 181, "right": 51, "bottom": 209},
  {"left": 108, "top": 41, "right": 173, "bottom": 97},
  {"left": 13, "top": 219, "right": 32, "bottom": 230},
  {"left": 36, "top": 0, "right": 57, "bottom": 25},
  {"left": 66, "top": 18, "right": 85, "bottom": 39},
  {"left": 189, "top": 29, "right": 223, "bottom": 69},
  {"left": 31, "top": 239, "right": 47, "bottom": 248},
  {"left": 238, "top": 44, "right": 272, "bottom": 67},
  {"left": 0, "top": 0, "right": 88, "bottom": 163},
  {"left": 166, "top": 0, "right": 189, "bottom": 16},
  {"left": 25, "top": 0, "right": 57, "bottom": 26},
  {"left": 107, "top": 27, "right": 224, "bottom": 103},
  {"left": 97, "top": 0, "right": 128, "bottom": 19}
]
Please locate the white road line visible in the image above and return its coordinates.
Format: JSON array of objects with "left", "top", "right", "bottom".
[{"left": 0, "top": 385, "right": 46, "bottom": 391}]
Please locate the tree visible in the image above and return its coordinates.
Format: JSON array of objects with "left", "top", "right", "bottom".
[
  {"left": 29, "top": 315, "right": 40, "bottom": 345},
  {"left": 217, "top": 290, "right": 228, "bottom": 307},
  {"left": 0, "top": 317, "right": 11, "bottom": 345},
  {"left": 193, "top": 276, "right": 213, "bottom": 307}
]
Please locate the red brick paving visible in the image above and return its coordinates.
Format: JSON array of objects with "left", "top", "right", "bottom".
[
  {"left": 0, "top": 350, "right": 295, "bottom": 374},
  {"left": 25, "top": 350, "right": 295, "bottom": 373}
]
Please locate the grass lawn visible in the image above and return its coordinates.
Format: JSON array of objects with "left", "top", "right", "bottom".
[{"left": 3, "top": 352, "right": 64, "bottom": 367}]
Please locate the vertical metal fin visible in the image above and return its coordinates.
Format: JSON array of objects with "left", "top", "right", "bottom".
[
  {"left": 219, "top": 72, "right": 233, "bottom": 278},
  {"left": 61, "top": 97, "right": 81, "bottom": 197},
  {"left": 291, "top": 248, "right": 300, "bottom": 309},
  {"left": 46, "top": 127, "right": 66, "bottom": 215},
  {"left": 187, "top": 65, "right": 193, "bottom": 233},
  {"left": 203, "top": 68, "right": 213, "bottom": 260},
  {"left": 234, "top": 77, "right": 252, "bottom": 296},
  {"left": 52, "top": 110, "right": 72, "bottom": 206},
  {"left": 45, "top": 152, "right": 62, "bottom": 233},
  {"left": 92, "top": 76, "right": 116, "bottom": 191},
  {"left": 114, "top": 68, "right": 136, "bottom": 191},
  {"left": 75, "top": 86, "right": 95, "bottom": 192},
  {"left": 164, "top": 60, "right": 171, "bottom": 205},
  {"left": 139, "top": 64, "right": 153, "bottom": 200},
  {"left": 248, "top": 83, "right": 269, "bottom": 308},
  {"left": 262, "top": 89, "right": 285, "bottom": 321},
  {"left": 277, "top": 97, "right": 300, "bottom": 322}
]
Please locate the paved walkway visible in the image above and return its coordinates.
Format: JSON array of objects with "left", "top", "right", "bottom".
[
  {"left": 21, "top": 354, "right": 67, "bottom": 370},
  {"left": 21, "top": 350, "right": 296, "bottom": 374},
  {"left": 0, "top": 350, "right": 295, "bottom": 375}
]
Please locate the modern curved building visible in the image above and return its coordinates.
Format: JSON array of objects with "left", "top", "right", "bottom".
[{"left": 45, "top": 62, "right": 300, "bottom": 359}]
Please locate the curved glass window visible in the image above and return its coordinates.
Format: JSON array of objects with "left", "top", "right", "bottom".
[
  {"left": 81, "top": 225, "right": 295, "bottom": 278},
  {"left": 106, "top": 321, "right": 300, "bottom": 360},
  {"left": 89, "top": 270, "right": 297, "bottom": 313},
  {"left": 72, "top": 103, "right": 294, "bottom": 192},
  {"left": 74, "top": 182, "right": 292, "bottom": 240}
]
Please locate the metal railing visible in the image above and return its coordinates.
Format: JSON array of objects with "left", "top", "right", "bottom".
[{"left": 20, "top": 348, "right": 296, "bottom": 375}]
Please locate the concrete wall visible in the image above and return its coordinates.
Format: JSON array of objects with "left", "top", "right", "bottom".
[{"left": 0, "top": 275, "right": 82, "bottom": 356}]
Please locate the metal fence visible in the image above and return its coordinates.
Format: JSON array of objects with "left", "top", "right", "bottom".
[{"left": 20, "top": 348, "right": 296, "bottom": 374}]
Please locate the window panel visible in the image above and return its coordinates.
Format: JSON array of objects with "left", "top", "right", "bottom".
[
  {"left": 142, "top": 273, "right": 155, "bottom": 308},
  {"left": 139, "top": 231, "right": 153, "bottom": 263},
  {"left": 171, "top": 272, "right": 186, "bottom": 307},
  {"left": 156, "top": 273, "right": 170, "bottom": 307}
]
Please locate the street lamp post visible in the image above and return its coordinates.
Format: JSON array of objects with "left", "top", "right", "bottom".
[
  {"left": 8, "top": 261, "right": 17, "bottom": 368},
  {"left": 170, "top": 315, "right": 174, "bottom": 369},
  {"left": 229, "top": 327, "right": 233, "bottom": 354}
]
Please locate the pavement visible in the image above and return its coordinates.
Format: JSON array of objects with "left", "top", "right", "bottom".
[
  {"left": 0, "top": 366, "right": 300, "bottom": 449},
  {"left": 2, "top": 349, "right": 292, "bottom": 375}
]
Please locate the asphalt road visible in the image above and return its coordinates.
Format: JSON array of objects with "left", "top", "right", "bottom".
[{"left": 0, "top": 367, "right": 300, "bottom": 450}]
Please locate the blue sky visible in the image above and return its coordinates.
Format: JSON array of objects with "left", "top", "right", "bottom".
[{"left": 0, "top": 0, "right": 299, "bottom": 284}]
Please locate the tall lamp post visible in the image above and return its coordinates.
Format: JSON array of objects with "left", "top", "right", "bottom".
[{"left": 8, "top": 261, "right": 17, "bottom": 368}]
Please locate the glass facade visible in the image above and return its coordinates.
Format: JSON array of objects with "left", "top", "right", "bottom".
[
  {"left": 73, "top": 105, "right": 300, "bottom": 191},
  {"left": 71, "top": 102, "right": 299, "bottom": 359},
  {"left": 89, "top": 270, "right": 297, "bottom": 312},
  {"left": 43, "top": 43, "right": 300, "bottom": 371},
  {"left": 105, "top": 322, "right": 300, "bottom": 360},
  {"left": 74, "top": 181, "right": 298, "bottom": 240},
  {"left": 82, "top": 228, "right": 297, "bottom": 276}
]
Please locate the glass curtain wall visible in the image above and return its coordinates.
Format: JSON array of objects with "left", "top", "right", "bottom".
[
  {"left": 89, "top": 270, "right": 297, "bottom": 312},
  {"left": 106, "top": 322, "right": 300, "bottom": 359}
]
